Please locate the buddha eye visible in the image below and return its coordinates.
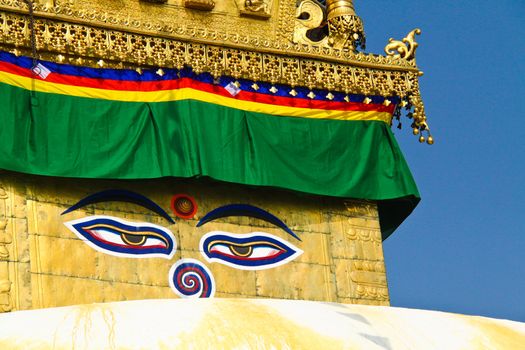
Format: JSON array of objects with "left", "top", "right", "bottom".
[
  {"left": 199, "top": 231, "right": 302, "bottom": 270},
  {"left": 64, "top": 215, "right": 176, "bottom": 259}
]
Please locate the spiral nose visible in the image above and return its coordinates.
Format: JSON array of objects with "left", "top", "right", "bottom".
[{"left": 169, "top": 259, "right": 216, "bottom": 298}]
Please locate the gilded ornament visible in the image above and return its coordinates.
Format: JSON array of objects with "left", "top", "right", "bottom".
[
  {"left": 293, "top": 0, "right": 327, "bottom": 46},
  {"left": 326, "top": 0, "right": 365, "bottom": 50},
  {"left": 0, "top": 0, "right": 432, "bottom": 143},
  {"left": 385, "top": 28, "right": 421, "bottom": 61},
  {"left": 184, "top": 0, "right": 215, "bottom": 11},
  {"left": 242, "top": 0, "right": 272, "bottom": 18}
]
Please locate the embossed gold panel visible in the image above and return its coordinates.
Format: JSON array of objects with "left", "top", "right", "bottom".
[{"left": 0, "top": 170, "right": 389, "bottom": 311}]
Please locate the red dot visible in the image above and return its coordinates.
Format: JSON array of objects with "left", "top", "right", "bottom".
[{"left": 171, "top": 194, "right": 197, "bottom": 219}]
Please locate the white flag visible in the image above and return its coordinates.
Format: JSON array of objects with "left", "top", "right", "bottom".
[
  {"left": 224, "top": 82, "right": 241, "bottom": 96},
  {"left": 32, "top": 63, "right": 51, "bottom": 79}
]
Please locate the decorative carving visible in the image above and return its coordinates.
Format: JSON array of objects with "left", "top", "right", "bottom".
[
  {"left": 293, "top": 0, "right": 327, "bottom": 46},
  {"left": 346, "top": 226, "right": 381, "bottom": 244},
  {"left": 184, "top": 0, "right": 215, "bottom": 11},
  {"left": 343, "top": 201, "right": 377, "bottom": 218},
  {"left": 0, "top": 1, "right": 431, "bottom": 142},
  {"left": 242, "top": 0, "right": 272, "bottom": 18},
  {"left": 326, "top": 0, "right": 365, "bottom": 50},
  {"left": 356, "top": 284, "right": 389, "bottom": 300},
  {"left": 385, "top": 28, "right": 421, "bottom": 61},
  {"left": 0, "top": 0, "right": 418, "bottom": 69},
  {"left": 351, "top": 260, "right": 388, "bottom": 301}
]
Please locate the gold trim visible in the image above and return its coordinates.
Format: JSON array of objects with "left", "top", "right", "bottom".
[
  {"left": 0, "top": 1, "right": 432, "bottom": 143},
  {"left": 0, "top": 1, "right": 418, "bottom": 71},
  {"left": 0, "top": 12, "right": 421, "bottom": 95}
]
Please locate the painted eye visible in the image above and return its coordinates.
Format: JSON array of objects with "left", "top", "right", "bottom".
[
  {"left": 64, "top": 215, "right": 176, "bottom": 259},
  {"left": 200, "top": 231, "right": 302, "bottom": 270}
]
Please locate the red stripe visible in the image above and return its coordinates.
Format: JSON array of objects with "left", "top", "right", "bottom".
[{"left": 0, "top": 61, "right": 395, "bottom": 113}]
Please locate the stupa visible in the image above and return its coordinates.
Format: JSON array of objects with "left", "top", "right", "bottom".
[{"left": 0, "top": 0, "right": 523, "bottom": 348}]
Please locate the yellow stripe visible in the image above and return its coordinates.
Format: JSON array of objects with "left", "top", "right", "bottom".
[{"left": 0, "top": 70, "right": 392, "bottom": 123}]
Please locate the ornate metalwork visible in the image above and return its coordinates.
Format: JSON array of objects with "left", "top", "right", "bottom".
[
  {"left": 0, "top": 0, "right": 432, "bottom": 143},
  {"left": 242, "top": 0, "right": 272, "bottom": 18},
  {"left": 326, "top": 0, "right": 365, "bottom": 50},
  {"left": 293, "top": 0, "right": 327, "bottom": 46},
  {"left": 385, "top": 28, "right": 421, "bottom": 61},
  {"left": 184, "top": 0, "right": 215, "bottom": 11},
  {"left": 0, "top": 0, "right": 417, "bottom": 69}
]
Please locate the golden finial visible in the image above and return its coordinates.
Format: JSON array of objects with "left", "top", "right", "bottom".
[{"left": 326, "top": 0, "right": 365, "bottom": 50}]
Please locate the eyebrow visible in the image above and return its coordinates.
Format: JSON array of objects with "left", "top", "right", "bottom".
[
  {"left": 197, "top": 204, "right": 301, "bottom": 241},
  {"left": 61, "top": 189, "right": 175, "bottom": 224}
]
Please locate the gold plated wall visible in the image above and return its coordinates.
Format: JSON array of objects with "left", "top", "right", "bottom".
[{"left": 0, "top": 170, "right": 389, "bottom": 311}]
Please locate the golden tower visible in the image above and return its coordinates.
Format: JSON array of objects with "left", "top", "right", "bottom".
[
  {"left": 0, "top": 0, "right": 434, "bottom": 311},
  {"left": 5, "top": 1, "right": 524, "bottom": 349}
]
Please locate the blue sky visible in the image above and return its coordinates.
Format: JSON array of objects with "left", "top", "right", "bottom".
[{"left": 356, "top": 1, "right": 525, "bottom": 322}]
